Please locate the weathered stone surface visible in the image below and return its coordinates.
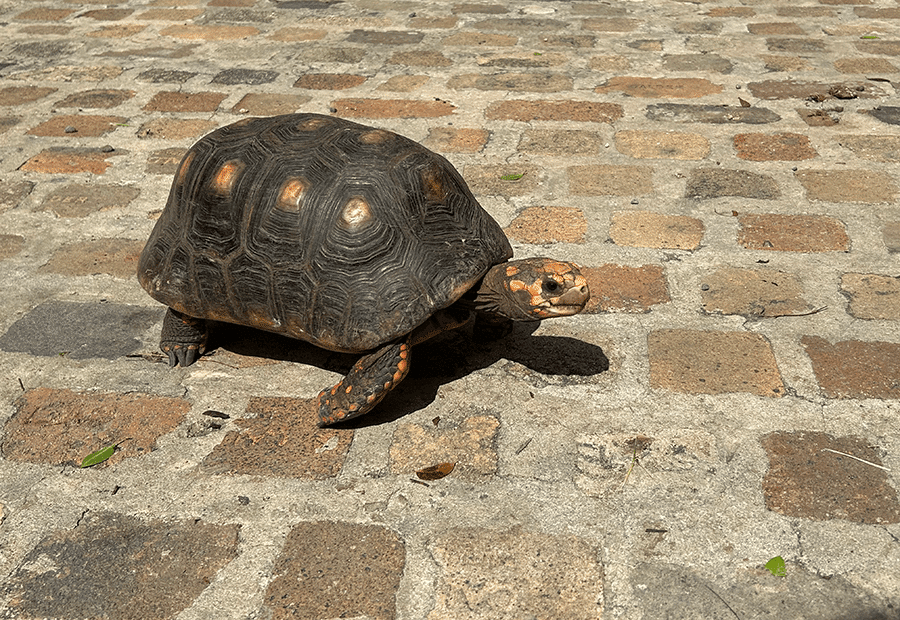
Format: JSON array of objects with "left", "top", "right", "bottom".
[
  {"left": 0, "top": 180, "right": 34, "bottom": 212},
  {"left": 429, "top": 526, "right": 603, "bottom": 619},
  {"left": 734, "top": 132, "right": 817, "bottom": 161},
  {"left": 448, "top": 72, "right": 573, "bottom": 92},
  {"left": 685, "top": 168, "right": 780, "bottom": 200},
  {"left": 463, "top": 164, "right": 541, "bottom": 197},
  {"left": 39, "top": 184, "right": 140, "bottom": 217},
  {"left": 40, "top": 238, "right": 144, "bottom": 278},
  {"left": 796, "top": 169, "right": 897, "bottom": 203},
  {"left": 747, "top": 79, "right": 878, "bottom": 100},
  {"left": 884, "top": 221, "right": 900, "bottom": 252},
  {"left": 631, "top": 562, "right": 893, "bottom": 618},
  {"left": 868, "top": 106, "right": 900, "bottom": 126},
  {"left": 596, "top": 76, "right": 723, "bottom": 98},
  {"left": 3, "top": 387, "right": 188, "bottom": 465},
  {"left": 839, "top": 135, "right": 900, "bottom": 162},
  {"left": 646, "top": 103, "right": 780, "bottom": 124},
  {"left": 146, "top": 147, "right": 188, "bottom": 174},
  {"left": 701, "top": 267, "right": 811, "bottom": 317},
  {"left": 5, "top": 513, "right": 239, "bottom": 618},
  {"left": 231, "top": 93, "right": 311, "bottom": 115},
  {"left": 143, "top": 91, "right": 227, "bottom": 112},
  {"left": 662, "top": 53, "right": 732, "bottom": 73},
  {"left": 609, "top": 211, "right": 704, "bottom": 250},
  {"left": 762, "top": 431, "right": 900, "bottom": 523},
  {"left": 569, "top": 165, "right": 653, "bottom": 196},
  {"left": 0, "top": 86, "right": 58, "bottom": 106},
  {"left": 264, "top": 521, "right": 405, "bottom": 620},
  {"left": 136, "top": 118, "right": 217, "bottom": 139},
  {"left": 0, "top": 234, "right": 25, "bottom": 260},
  {"left": 583, "top": 264, "right": 670, "bottom": 313},
  {"left": 504, "top": 206, "right": 587, "bottom": 244},
  {"left": 201, "top": 397, "right": 353, "bottom": 478},
  {"left": 615, "top": 130, "right": 710, "bottom": 159},
  {"left": 841, "top": 273, "right": 900, "bottom": 320},
  {"left": 423, "top": 127, "right": 489, "bottom": 153},
  {"left": 518, "top": 129, "right": 603, "bottom": 155},
  {"left": 332, "top": 98, "right": 455, "bottom": 118},
  {"left": 55, "top": 89, "right": 135, "bottom": 108},
  {"left": 0, "top": 301, "right": 159, "bottom": 360},
  {"left": 648, "top": 329, "right": 784, "bottom": 397},
  {"left": 211, "top": 68, "right": 279, "bottom": 84},
  {"left": 293, "top": 73, "right": 367, "bottom": 89},
  {"left": 801, "top": 336, "right": 900, "bottom": 399},
  {"left": 137, "top": 68, "right": 197, "bottom": 82},
  {"left": 389, "top": 415, "right": 500, "bottom": 478},
  {"left": 27, "top": 114, "right": 127, "bottom": 137},
  {"left": 737, "top": 214, "right": 849, "bottom": 252},
  {"left": 486, "top": 99, "right": 622, "bottom": 122},
  {"left": 19, "top": 148, "right": 120, "bottom": 174}
]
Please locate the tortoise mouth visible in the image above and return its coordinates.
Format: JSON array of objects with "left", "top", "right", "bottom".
[{"left": 545, "top": 284, "right": 590, "bottom": 316}]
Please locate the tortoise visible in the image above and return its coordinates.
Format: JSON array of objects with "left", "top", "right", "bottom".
[{"left": 138, "top": 113, "right": 590, "bottom": 426}]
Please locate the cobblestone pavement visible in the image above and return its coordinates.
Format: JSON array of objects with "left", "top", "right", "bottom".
[{"left": 1, "top": 0, "right": 899, "bottom": 617}]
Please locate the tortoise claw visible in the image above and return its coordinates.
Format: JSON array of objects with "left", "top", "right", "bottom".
[{"left": 159, "top": 309, "right": 208, "bottom": 368}]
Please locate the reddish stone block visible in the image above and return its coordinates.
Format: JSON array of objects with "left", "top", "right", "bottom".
[
  {"left": 596, "top": 77, "right": 723, "bottom": 98},
  {"left": 762, "top": 431, "right": 900, "bottom": 523},
  {"left": 19, "top": 148, "right": 119, "bottom": 174},
  {"left": 3, "top": 388, "right": 188, "bottom": 466},
  {"left": 27, "top": 114, "right": 127, "bottom": 137},
  {"left": 801, "top": 336, "right": 900, "bottom": 399},
  {"left": 486, "top": 99, "right": 623, "bottom": 122},
  {"left": 737, "top": 214, "right": 849, "bottom": 252},
  {"left": 143, "top": 91, "right": 227, "bottom": 112},
  {"left": 332, "top": 98, "right": 456, "bottom": 118},
  {"left": 423, "top": 127, "right": 489, "bottom": 153},
  {"left": 293, "top": 74, "right": 367, "bottom": 90},
  {"left": 734, "top": 132, "right": 817, "bottom": 161},
  {"left": 583, "top": 264, "right": 670, "bottom": 313}
]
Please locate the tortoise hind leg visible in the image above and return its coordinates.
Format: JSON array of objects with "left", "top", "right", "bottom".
[
  {"left": 160, "top": 308, "right": 208, "bottom": 367},
  {"left": 318, "top": 339, "right": 411, "bottom": 427}
]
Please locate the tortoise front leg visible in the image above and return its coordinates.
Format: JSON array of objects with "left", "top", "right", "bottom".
[
  {"left": 160, "top": 308, "right": 208, "bottom": 367},
  {"left": 317, "top": 339, "right": 411, "bottom": 426}
]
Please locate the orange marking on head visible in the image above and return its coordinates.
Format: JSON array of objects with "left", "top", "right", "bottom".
[
  {"left": 508, "top": 279, "right": 526, "bottom": 292},
  {"left": 210, "top": 160, "right": 243, "bottom": 195},
  {"left": 276, "top": 177, "right": 308, "bottom": 212},
  {"left": 505, "top": 265, "right": 520, "bottom": 277}
]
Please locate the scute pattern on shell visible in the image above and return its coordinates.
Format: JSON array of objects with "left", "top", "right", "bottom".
[{"left": 138, "top": 114, "right": 513, "bottom": 353}]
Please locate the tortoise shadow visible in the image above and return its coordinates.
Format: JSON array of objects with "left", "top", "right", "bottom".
[{"left": 210, "top": 321, "right": 609, "bottom": 428}]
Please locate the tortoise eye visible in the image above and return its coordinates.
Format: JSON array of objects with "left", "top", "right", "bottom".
[{"left": 543, "top": 279, "right": 560, "bottom": 295}]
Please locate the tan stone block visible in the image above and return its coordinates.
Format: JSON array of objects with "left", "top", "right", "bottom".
[
  {"left": 429, "top": 526, "right": 603, "bottom": 619},
  {"left": 423, "top": 127, "right": 489, "bottom": 153},
  {"left": 504, "top": 206, "right": 587, "bottom": 245},
  {"left": 293, "top": 73, "right": 367, "bottom": 90},
  {"left": 648, "top": 329, "right": 784, "bottom": 397},
  {"left": 841, "top": 273, "right": 900, "bottom": 320},
  {"left": 569, "top": 165, "right": 653, "bottom": 196},
  {"left": 839, "top": 135, "right": 900, "bottom": 162},
  {"left": 0, "top": 86, "right": 58, "bottom": 106},
  {"left": 442, "top": 32, "right": 517, "bottom": 46},
  {"left": 136, "top": 119, "right": 217, "bottom": 140},
  {"left": 796, "top": 169, "right": 897, "bottom": 203},
  {"left": 448, "top": 72, "right": 573, "bottom": 92},
  {"left": 609, "top": 211, "right": 703, "bottom": 250},
  {"left": 55, "top": 89, "right": 134, "bottom": 109},
  {"left": 40, "top": 239, "right": 144, "bottom": 278},
  {"left": 231, "top": 93, "right": 311, "bottom": 116},
  {"left": 160, "top": 25, "right": 260, "bottom": 39},
  {"left": 389, "top": 415, "right": 499, "bottom": 478},
  {"left": 201, "top": 397, "right": 353, "bottom": 478},
  {"left": 462, "top": 164, "right": 541, "bottom": 197},
  {"left": 615, "top": 130, "right": 710, "bottom": 160},
  {"left": 486, "top": 99, "right": 622, "bottom": 123},
  {"left": 702, "top": 267, "right": 811, "bottom": 317},
  {"left": 268, "top": 27, "right": 327, "bottom": 41},
  {"left": 377, "top": 75, "right": 430, "bottom": 92},
  {"left": 143, "top": 91, "right": 226, "bottom": 112}
]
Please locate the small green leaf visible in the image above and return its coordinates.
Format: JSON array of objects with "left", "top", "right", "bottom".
[
  {"left": 81, "top": 444, "right": 116, "bottom": 468},
  {"left": 765, "top": 556, "right": 787, "bottom": 577},
  {"left": 861, "top": 35, "right": 879, "bottom": 39},
  {"left": 501, "top": 173, "right": 525, "bottom": 181}
]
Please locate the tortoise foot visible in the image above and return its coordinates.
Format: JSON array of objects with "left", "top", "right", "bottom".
[
  {"left": 160, "top": 308, "right": 208, "bottom": 367},
  {"left": 318, "top": 340, "right": 411, "bottom": 426}
]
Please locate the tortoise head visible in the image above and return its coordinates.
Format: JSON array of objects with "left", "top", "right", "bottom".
[{"left": 474, "top": 257, "right": 590, "bottom": 321}]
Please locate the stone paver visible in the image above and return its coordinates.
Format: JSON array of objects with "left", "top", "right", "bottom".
[{"left": 0, "top": 0, "right": 898, "bottom": 617}]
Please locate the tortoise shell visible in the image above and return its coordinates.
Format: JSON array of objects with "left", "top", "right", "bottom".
[{"left": 138, "top": 113, "right": 513, "bottom": 353}]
